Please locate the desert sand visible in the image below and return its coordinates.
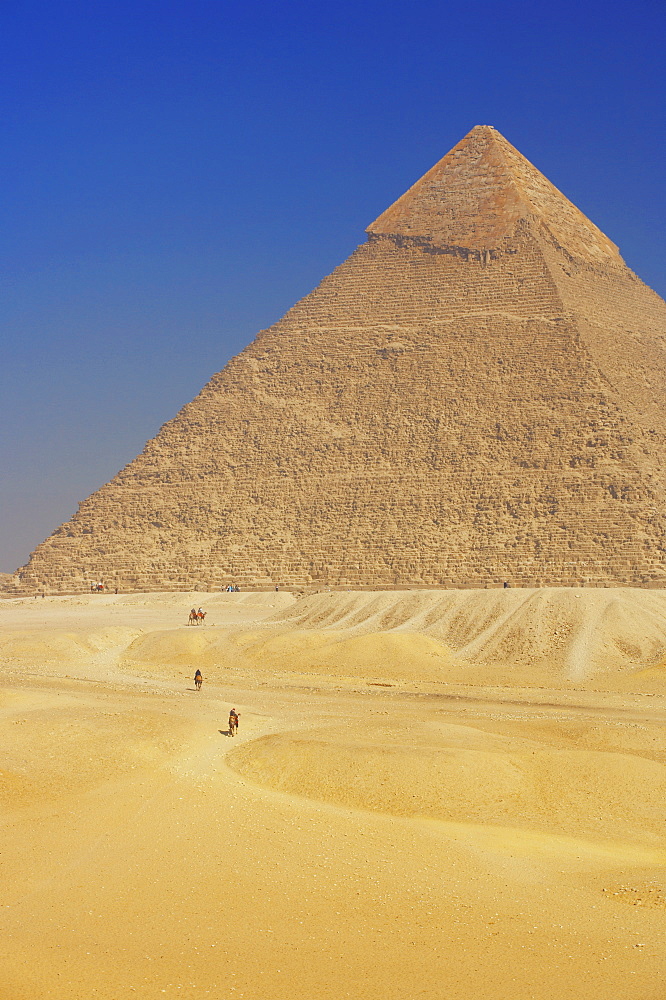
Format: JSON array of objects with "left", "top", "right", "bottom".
[{"left": 2, "top": 588, "right": 666, "bottom": 999}]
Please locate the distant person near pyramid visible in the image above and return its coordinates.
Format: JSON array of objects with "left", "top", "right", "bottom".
[{"left": 10, "top": 126, "right": 666, "bottom": 593}]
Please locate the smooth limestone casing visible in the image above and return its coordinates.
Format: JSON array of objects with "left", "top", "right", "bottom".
[{"left": 11, "top": 127, "right": 666, "bottom": 592}]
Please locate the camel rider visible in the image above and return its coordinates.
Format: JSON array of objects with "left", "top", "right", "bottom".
[
  {"left": 194, "top": 669, "right": 202, "bottom": 682},
  {"left": 229, "top": 708, "right": 239, "bottom": 733}
]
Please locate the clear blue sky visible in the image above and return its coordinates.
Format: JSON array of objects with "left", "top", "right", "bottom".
[{"left": 1, "top": 0, "right": 665, "bottom": 572}]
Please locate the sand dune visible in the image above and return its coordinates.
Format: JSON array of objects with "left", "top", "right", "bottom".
[
  {"left": 2, "top": 588, "right": 666, "bottom": 998},
  {"left": 0, "top": 590, "right": 295, "bottom": 676},
  {"left": 263, "top": 587, "right": 666, "bottom": 683},
  {"left": 4, "top": 587, "right": 666, "bottom": 690},
  {"left": 111, "top": 587, "right": 666, "bottom": 692},
  {"left": 227, "top": 717, "right": 666, "bottom": 848}
]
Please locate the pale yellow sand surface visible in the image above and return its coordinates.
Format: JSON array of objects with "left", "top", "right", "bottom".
[{"left": 1, "top": 589, "right": 666, "bottom": 999}]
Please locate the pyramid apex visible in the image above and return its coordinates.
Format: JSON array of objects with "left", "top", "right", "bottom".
[{"left": 367, "top": 127, "right": 620, "bottom": 263}]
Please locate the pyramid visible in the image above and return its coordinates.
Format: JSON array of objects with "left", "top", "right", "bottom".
[{"left": 13, "top": 126, "right": 666, "bottom": 592}]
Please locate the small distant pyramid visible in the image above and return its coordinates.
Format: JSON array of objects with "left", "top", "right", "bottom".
[{"left": 13, "top": 127, "right": 666, "bottom": 592}]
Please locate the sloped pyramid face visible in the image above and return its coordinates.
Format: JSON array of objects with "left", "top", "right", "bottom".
[
  {"left": 368, "top": 125, "right": 620, "bottom": 263},
  {"left": 14, "top": 126, "right": 666, "bottom": 592}
]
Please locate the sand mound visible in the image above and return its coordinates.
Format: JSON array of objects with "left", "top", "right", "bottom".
[
  {"left": 0, "top": 627, "right": 139, "bottom": 670},
  {"left": 120, "top": 627, "right": 241, "bottom": 672},
  {"left": 227, "top": 718, "right": 666, "bottom": 849},
  {"left": 123, "top": 587, "right": 666, "bottom": 688},
  {"left": 0, "top": 590, "right": 296, "bottom": 679},
  {"left": 4, "top": 587, "right": 666, "bottom": 691},
  {"left": 259, "top": 588, "right": 666, "bottom": 684},
  {"left": 122, "top": 626, "right": 454, "bottom": 682}
]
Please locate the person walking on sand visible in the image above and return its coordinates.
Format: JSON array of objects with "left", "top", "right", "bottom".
[{"left": 229, "top": 708, "right": 239, "bottom": 736}]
